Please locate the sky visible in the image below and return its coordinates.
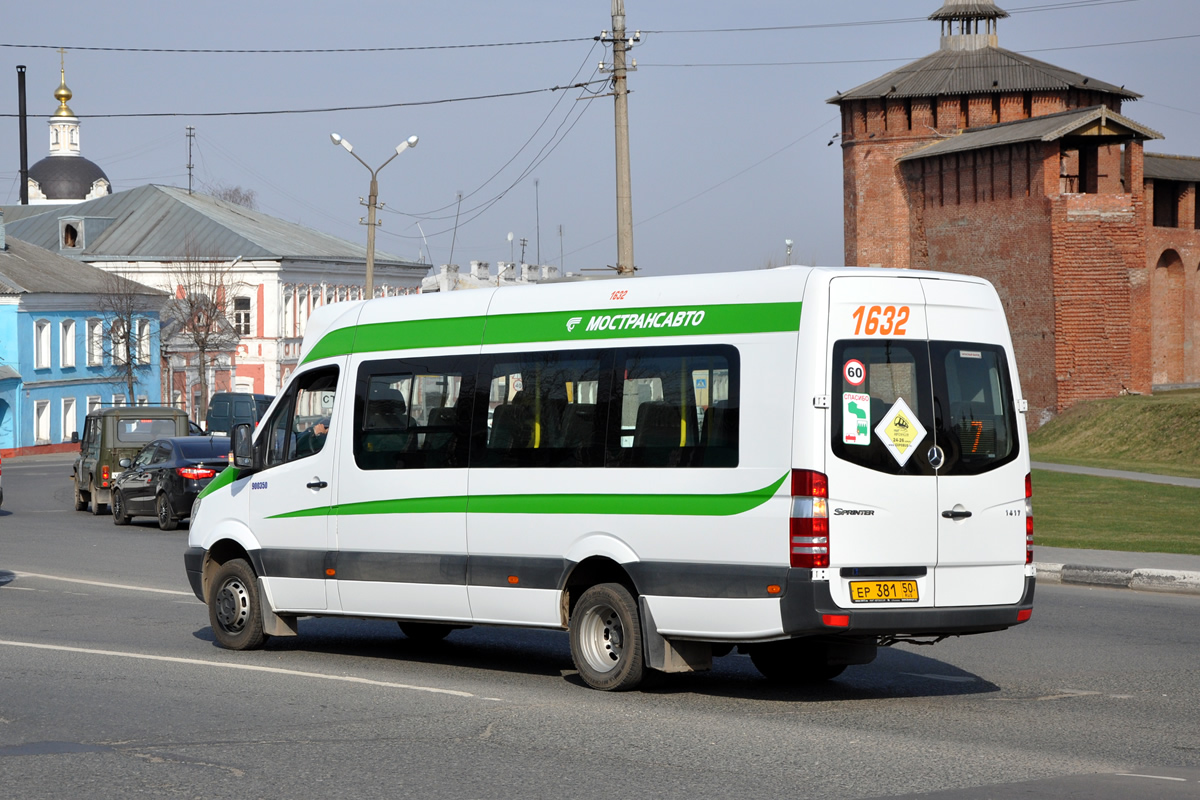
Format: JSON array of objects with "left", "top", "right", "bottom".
[{"left": 2, "top": 0, "right": 1198, "bottom": 278}]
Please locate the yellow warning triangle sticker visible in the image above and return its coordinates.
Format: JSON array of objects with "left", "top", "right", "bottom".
[{"left": 873, "top": 397, "right": 926, "bottom": 467}]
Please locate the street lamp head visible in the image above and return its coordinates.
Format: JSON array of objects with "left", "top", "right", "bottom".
[
  {"left": 785, "top": 239, "right": 794, "bottom": 248},
  {"left": 396, "top": 135, "right": 419, "bottom": 155},
  {"left": 330, "top": 132, "right": 353, "bottom": 153}
]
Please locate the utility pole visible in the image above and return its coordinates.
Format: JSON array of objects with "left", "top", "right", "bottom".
[
  {"left": 186, "top": 126, "right": 195, "bottom": 195},
  {"left": 605, "top": 1, "right": 638, "bottom": 277}
]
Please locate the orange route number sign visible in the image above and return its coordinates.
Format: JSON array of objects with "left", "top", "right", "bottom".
[{"left": 852, "top": 305, "right": 910, "bottom": 336}]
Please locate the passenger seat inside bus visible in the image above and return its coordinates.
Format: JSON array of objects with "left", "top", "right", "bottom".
[{"left": 632, "top": 401, "right": 690, "bottom": 466}]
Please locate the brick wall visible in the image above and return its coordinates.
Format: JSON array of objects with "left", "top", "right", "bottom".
[
  {"left": 910, "top": 153, "right": 1058, "bottom": 426},
  {"left": 1145, "top": 178, "right": 1200, "bottom": 387},
  {"left": 1048, "top": 192, "right": 1146, "bottom": 407}
]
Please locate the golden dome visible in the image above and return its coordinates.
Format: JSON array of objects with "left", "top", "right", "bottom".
[{"left": 53, "top": 68, "right": 75, "bottom": 118}]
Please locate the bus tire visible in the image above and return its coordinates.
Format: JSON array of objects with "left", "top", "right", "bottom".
[
  {"left": 748, "top": 640, "right": 846, "bottom": 684},
  {"left": 398, "top": 622, "right": 457, "bottom": 642},
  {"left": 209, "top": 558, "right": 267, "bottom": 651},
  {"left": 569, "top": 582, "right": 645, "bottom": 691}
]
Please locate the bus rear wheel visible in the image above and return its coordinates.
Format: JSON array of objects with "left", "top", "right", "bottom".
[
  {"left": 748, "top": 640, "right": 848, "bottom": 684},
  {"left": 569, "top": 583, "right": 645, "bottom": 691},
  {"left": 398, "top": 622, "right": 460, "bottom": 642}
]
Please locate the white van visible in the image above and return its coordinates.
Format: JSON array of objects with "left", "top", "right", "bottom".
[{"left": 185, "top": 267, "right": 1034, "bottom": 691}]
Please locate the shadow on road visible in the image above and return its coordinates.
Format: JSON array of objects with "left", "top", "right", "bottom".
[{"left": 189, "top": 616, "right": 998, "bottom": 700}]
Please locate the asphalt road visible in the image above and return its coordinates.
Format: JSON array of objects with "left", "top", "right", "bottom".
[{"left": 2, "top": 454, "right": 1200, "bottom": 799}]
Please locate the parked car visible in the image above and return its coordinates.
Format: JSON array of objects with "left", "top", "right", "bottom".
[
  {"left": 72, "top": 407, "right": 192, "bottom": 515},
  {"left": 111, "top": 436, "right": 231, "bottom": 530},
  {"left": 205, "top": 393, "right": 274, "bottom": 436}
]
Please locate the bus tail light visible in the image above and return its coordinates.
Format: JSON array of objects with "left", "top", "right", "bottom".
[
  {"left": 1025, "top": 472, "right": 1033, "bottom": 565},
  {"left": 791, "top": 469, "right": 829, "bottom": 569}
]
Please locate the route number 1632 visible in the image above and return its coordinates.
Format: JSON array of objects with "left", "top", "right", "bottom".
[{"left": 852, "top": 305, "right": 910, "bottom": 336}]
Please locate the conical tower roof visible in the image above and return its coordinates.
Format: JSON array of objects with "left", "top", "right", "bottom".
[{"left": 929, "top": 0, "right": 1010, "bottom": 21}]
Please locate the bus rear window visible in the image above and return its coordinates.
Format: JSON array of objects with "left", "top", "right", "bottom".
[{"left": 932, "top": 343, "right": 1019, "bottom": 475}]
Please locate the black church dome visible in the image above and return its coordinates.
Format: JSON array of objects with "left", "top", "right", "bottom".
[{"left": 28, "top": 156, "right": 111, "bottom": 201}]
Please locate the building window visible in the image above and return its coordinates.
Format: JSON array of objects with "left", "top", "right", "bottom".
[
  {"left": 135, "top": 319, "right": 151, "bottom": 365},
  {"left": 113, "top": 395, "right": 127, "bottom": 407},
  {"left": 234, "top": 297, "right": 251, "bottom": 336},
  {"left": 61, "top": 222, "right": 81, "bottom": 249},
  {"left": 62, "top": 397, "right": 77, "bottom": 442},
  {"left": 86, "top": 318, "right": 103, "bottom": 366},
  {"left": 137, "top": 395, "right": 149, "bottom": 407},
  {"left": 1154, "top": 180, "right": 1180, "bottom": 228},
  {"left": 86, "top": 395, "right": 102, "bottom": 415},
  {"left": 35, "top": 400, "right": 51, "bottom": 443},
  {"left": 111, "top": 319, "right": 128, "bottom": 365},
  {"left": 35, "top": 319, "right": 52, "bottom": 369},
  {"left": 61, "top": 319, "right": 76, "bottom": 368}
]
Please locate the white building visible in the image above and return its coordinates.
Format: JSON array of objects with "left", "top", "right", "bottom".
[{"left": 3, "top": 184, "right": 427, "bottom": 399}]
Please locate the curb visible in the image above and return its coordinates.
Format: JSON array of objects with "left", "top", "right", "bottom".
[{"left": 1036, "top": 562, "right": 1200, "bottom": 596}]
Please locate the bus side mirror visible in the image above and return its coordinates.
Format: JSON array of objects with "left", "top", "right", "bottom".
[{"left": 232, "top": 423, "right": 255, "bottom": 469}]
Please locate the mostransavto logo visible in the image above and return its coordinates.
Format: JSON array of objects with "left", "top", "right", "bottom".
[{"left": 573, "top": 309, "right": 707, "bottom": 334}]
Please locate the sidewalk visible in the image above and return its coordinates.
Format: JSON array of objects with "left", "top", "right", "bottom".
[
  {"left": 1031, "top": 461, "right": 1200, "bottom": 596},
  {"left": 1036, "top": 546, "right": 1200, "bottom": 596}
]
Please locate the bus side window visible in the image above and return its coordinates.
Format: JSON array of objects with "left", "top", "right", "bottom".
[
  {"left": 609, "top": 345, "right": 739, "bottom": 468},
  {"left": 353, "top": 357, "right": 474, "bottom": 471}
]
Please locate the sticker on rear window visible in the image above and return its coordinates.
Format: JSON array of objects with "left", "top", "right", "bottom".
[
  {"left": 875, "top": 398, "right": 926, "bottom": 467},
  {"left": 842, "top": 393, "right": 870, "bottom": 446},
  {"left": 959, "top": 350, "right": 982, "bottom": 359}
]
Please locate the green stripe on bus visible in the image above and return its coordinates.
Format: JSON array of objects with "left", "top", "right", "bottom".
[
  {"left": 301, "top": 301, "right": 802, "bottom": 363},
  {"left": 303, "top": 316, "right": 487, "bottom": 363},
  {"left": 266, "top": 473, "right": 787, "bottom": 520},
  {"left": 197, "top": 465, "right": 241, "bottom": 500}
]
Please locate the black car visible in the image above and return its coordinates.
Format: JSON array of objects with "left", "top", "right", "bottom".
[{"left": 111, "top": 437, "right": 231, "bottom": 530}]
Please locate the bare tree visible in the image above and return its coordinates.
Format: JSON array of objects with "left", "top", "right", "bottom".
[
  {"left": 209, "top": 184, "right": 258, "bottom": 211},
  {"left": 159, "top": 238, "right": 245, "bottom": 420},
  {"left": 96, "top": 270, "right": 164, "bottom": 404}
]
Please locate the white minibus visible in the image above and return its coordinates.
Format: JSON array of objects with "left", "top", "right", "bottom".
[{"left": 185, "top": 267, "right": 1035, "bottom": 691}]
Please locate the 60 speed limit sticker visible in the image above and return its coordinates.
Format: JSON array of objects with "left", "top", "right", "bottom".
[{"left": 843, "top": 359, "right": 866, "bottom": 386}]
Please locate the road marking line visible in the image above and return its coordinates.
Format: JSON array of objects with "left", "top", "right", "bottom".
[
  {"left": 1116, "top": 774, "right": 1188, "bottom": 782},
  {"left": 11, "top": 572, "right": 194, "bottom": 597},
  {"left": 0, "top": 639, "right": 480, "bottom": 699}
]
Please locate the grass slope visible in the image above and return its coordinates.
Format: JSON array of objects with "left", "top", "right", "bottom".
[
  {"left": 1032, "top": 469, "right": 1200, "bottom": 555},
  {"left": 1029, "top": 389, "right": 1200, "bottom": 479}
]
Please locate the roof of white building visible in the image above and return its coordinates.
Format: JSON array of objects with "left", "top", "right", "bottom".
[{"left": 1, "top": 184, "right": 424, "bottom": 267}]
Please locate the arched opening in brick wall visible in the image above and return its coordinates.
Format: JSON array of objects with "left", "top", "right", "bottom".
[{"left": 1151, "top": 249, "right": 1185, "bottom": 386}]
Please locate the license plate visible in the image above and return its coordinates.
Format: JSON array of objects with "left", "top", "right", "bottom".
[{"left": 849, "top": 580, "right": 919, "bottom": 603}]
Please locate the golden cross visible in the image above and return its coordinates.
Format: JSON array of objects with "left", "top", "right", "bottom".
[{"left": 57, "top": 47, "right": 66, "bottom": 71}]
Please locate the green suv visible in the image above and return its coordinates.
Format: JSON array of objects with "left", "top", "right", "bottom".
[{"left": 72, "top": 407, "right": 191, "bottom": 515}]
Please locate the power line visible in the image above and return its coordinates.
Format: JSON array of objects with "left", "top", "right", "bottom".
[
  {"left": 563, "top": 116, "right": 837, "bottom": 260},
  {"left": 641, "top": 0, "right": 1140, "bottom": 34},
  {"left": 0, "top": 37, "right": 593, "bottom": 55},
  {"left": 384, "top": 42, "right": 599, "bottom": 220},
  {"left": 0, "top": 80, "right": 606, "bottom": 119},
  {"left": 641, "top": 33, "right": 1200, "bottom": 68}
]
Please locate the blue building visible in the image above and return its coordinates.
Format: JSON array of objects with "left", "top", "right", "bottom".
[{"left": 0, "top": 212, "right": 163, "bottom": 451}]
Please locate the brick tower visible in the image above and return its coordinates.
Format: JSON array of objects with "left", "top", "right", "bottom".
[{"left": 827, "top": 0, "right": 1198, "bottom": 426}]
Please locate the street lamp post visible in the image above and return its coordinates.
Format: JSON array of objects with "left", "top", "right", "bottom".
[{"left": 330, "top": 132, "right": 419, "bottom": 298}]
